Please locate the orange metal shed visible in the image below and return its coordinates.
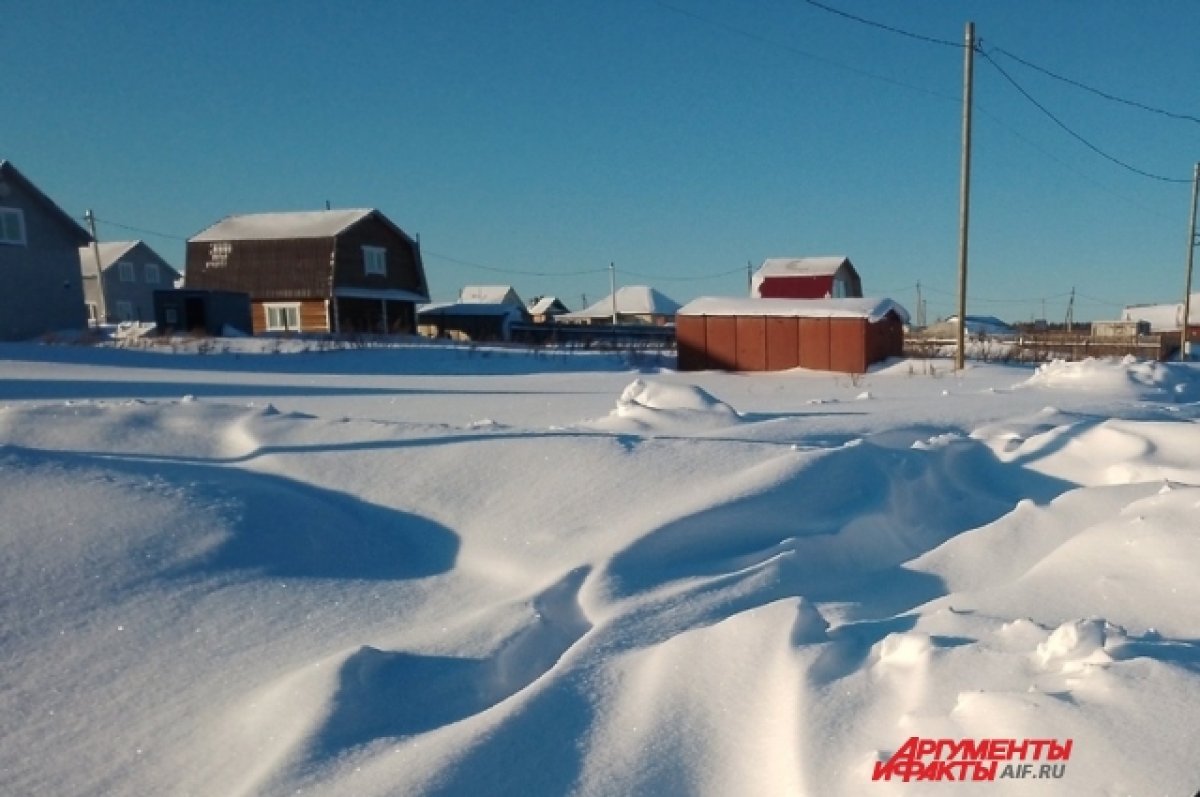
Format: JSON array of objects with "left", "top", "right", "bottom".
[{"left": 676, "top": 297, "right": 908, "bottom": 374}]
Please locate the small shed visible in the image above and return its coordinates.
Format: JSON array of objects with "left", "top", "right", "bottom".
[
  {"left": 154, "top": 289, "right": 252, "bottom": 336},
  {"left": 751, "top": 257, "right": 863, "bottom": 300},
  {"left": 677, "top": 297, "right": 908, "bottom": 373},
  {"left": 417, "top": 302, "right": 525, "bottom": 342}
]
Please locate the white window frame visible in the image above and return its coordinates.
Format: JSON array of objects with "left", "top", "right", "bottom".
[
  {"left": 264, "top": 303, "right": 301, "bottom": 332},
  {"left": 0, "top": 207, "right": 26, "bottom": 245},
  {"left": 363, "top": 245, "right": 387, "bottom": 276},
  {"left": 144, "top": 263, "right": 160, "bottom": 284},
  {"left": 115, "top": 300, "right": 135, "bottom": 322},
  {"left": 118, "top": 261, "right": 135, "bottom": 282}
]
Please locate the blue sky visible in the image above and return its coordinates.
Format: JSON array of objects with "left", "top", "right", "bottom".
[{"left": 5, "top": 1, "right": 1198, "bottom": 322}]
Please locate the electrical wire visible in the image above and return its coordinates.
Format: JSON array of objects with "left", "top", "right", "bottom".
[
  {"left": 86, "top": 215, "right": 190, "bottom": 241},
  {"left": 978, "top": 49, "right": 1190, "bottom": 184},
  {"left": 801, "top": 0, "right": 964, "bottom": 49},
  {"left": 988, "top": 45, "right": 1200, "bottom": 126},
  {"left": 422, "top": 249, "right": 607, "bottom": 278},
  {"left": 618, "top": 265, "right": 746, "bottom": 282},
  {"left": 651, "top": 0, "right": 960, "bottom": 104}
]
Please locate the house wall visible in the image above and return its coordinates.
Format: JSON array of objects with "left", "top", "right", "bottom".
[
  {"left": 758, "top": 275, "right": 834, "bottom": 300},
  {"left": 155, "top": 290, "right": 252, "bottom": 336},
  {"left": 333, "top": 215, "right": 427, "bottom": 299},
  {"left": 676, "top": 312, "right": 903, "bottom": 373},
  {"left": 185, "top": 237, "right": 336, "bottom": 299},
  {"left": 250, "top": 298, "right": 328, "bottom": 335},
  {"left": 0, "top": 180, "right": 88, "bottom": 341},
  {"left": 86, "top": 243, "right": 181, "bottom": 323}
]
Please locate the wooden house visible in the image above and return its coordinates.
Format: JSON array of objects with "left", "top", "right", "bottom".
[
  {"left": 751, "top": 257, "right": 863, "bottom": 300},
  {"left": 0, "top": 161, "right": 91, "bottom": 340},
  {"left": 79, "top": 240, "right": 181, "bottom": 324},
  {"left": 527, "top": 296, "right": 570, "bottom": 323},
  {"left": 184, "top": 208, "right": 429, "bottom": 335}
]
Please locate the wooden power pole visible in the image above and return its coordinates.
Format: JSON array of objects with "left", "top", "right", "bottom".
[
  {"left": 955, "top": 22, "right": 976, "bottom": 371},
  {"left": 84, "top": 209, "right": 108, "bottom": 325},
  {"left": 1182, "top": 162, "right": 1199, "bottom": 361}
]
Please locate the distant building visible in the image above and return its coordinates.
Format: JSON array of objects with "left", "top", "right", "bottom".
[
  {"left": 558, "top": 286, "right": 681, "bottom": 326},
  {"left": 1121, "top": 295, "right": 1200, "bottom": 332},
  {"left": 185, "top": 208, "right": 429, "bottom": 335},
  {"left": 751, "top": 257, "right": 863, "bottom": 300},
  {"left": 154, "top": 289, "right": 252, "bottom": 337},
  {"left": 924, "top": 315, "right": 1016, "bottom": 339},
  {"left": 79, "top": 240, "right": 181, "bottom": 324},
  {"left": 459, "top": 285, "right": 526, "bottom": 309},
  {"left": 0, "top": 160, "right": 90, "bottom": 341},
  {"left": 527, "top": 296, "right": 570, "bottom": 323}
]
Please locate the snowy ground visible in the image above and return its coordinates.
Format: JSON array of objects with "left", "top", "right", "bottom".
[{"left": 1, "top": 341, "right": 1198, "bottom": 796}]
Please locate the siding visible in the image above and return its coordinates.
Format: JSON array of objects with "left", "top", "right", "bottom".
[
  {"left": 251, "top": 299, "right": 328, "bottom": 334},
  {"left": 676, "top": 311, "right": 904, "bottom": 374},
  {"left": 333, "top": 215, "right": 427, "bottom": 296},
  {"left": 0, "top": 179, "right": 89, "bottom": 340},
  {"left": 186, "top": 238, "right": 335, "bottom": 298}
]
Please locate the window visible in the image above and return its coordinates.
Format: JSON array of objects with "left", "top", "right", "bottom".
[
  {"left": 115, "top": 300, "right": 135, "bottom": 322},
  {"left": 164, "top": 307, "right": 178, "bottom": 325},
  {"left": 86, "top": 303, "right": 98, "bottom": 323},
  {"left": 363, "top": 245, "right": 387, "bottom": 276},
  {"left": 118, "top": 261, "right": 135, "bottom": 282},
  {"left": 0, "top": 207, "right": 25, "bottom": 245},
  {"left": 144, "top": 263, "right": 160, "bottom": 284},
  {"left": 264, "top": 303, "right": 301, "bottom": 331}
]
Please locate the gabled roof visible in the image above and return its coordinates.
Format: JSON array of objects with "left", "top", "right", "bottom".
[
  {"left": 190, "top": 209, "right": 377, "bottom": 242},
  {"left": 79, "top": 240, "right": 182, "bottom": 277},
  {"left": 459, "top": 285, "right": 523, "bottom": 305},
  {"left": 80, "top": 240, "right": 138, "bottom": 267},
  {"left": 678, "top": 296, "right": 909, "bottom": 324},
  {"left": 528, "top": 296, "right": 569, "bottom": 314},
  {"left": 0, "top": 160, "right": 91, "bottom": 244},
  {"left": 755, "top": 257, "right": 852, "bottom": 278},
  {"left": 562, "top": 285, "right": 681, "bottom": 319}
]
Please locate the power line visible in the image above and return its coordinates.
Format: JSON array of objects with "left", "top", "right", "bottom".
[
  {"left": 85, "top": 215, "right": 190, "bottom": 241},
  {"left": 978, "top": 48, "right": 1191, "bottom": 184},
  {"left": 422, "top": 249, "right": 607, "bottom": 278},
  {"left": 619, "top": 265, "right": 745, "bottom": 282},
  {"left": 988, "top": 46, "right": 1200, "bottom": 126},
  {"left": 801, "top": 0, "right": 963, "bottom": 49},
  {"left": 651, "top": 0, "right": 960, "bottom": 104}
]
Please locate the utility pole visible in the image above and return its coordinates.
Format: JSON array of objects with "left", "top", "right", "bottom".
[
  {"left": 1181, "top": 162, "right": 1199, "bottom": 361},
  {"left": 1065, "top": 287, "right": 1075, "bottom": 332},
  {"left": 747, "top": 260, "right": 753, "bottom": 295},
  {"left": 954, "top": 21, "right": 976, "bottom": 371},
  {"left": 609, "top": 262, "right": 618, "bottom": 325},
  {"left": 84, "top": 209, "right": 108, "bottom": 325},
  {"left": 915, "top": 281, "right": 925, "bottom": 327}
]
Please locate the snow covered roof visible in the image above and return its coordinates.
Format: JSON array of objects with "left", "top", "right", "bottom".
[
  {"left": 561, "top": 286, "right": 682, "bottom": 319},
  {"left": 678, "top": 296, "right": 909, "bottom": 324},
  {"left": 79, "top": 241, "right": 138, "bottom": 271},
  {"left": 459, "top": 285, "right": 523, "bottom": 305},
  {"left": 79, "top": 241, "right": 181, "bottom": 278},
  {"left": 418, "top": 302, "right": 523, "bottom": 318},
  {"left": 528, "top": 296, "right": 569, "bottom": 315},
  {"left": 190, "top": 209, "right": 375, "bottom": 242},
  {"left": 754, "top": 257, "right": 851, "bottom": 278}
]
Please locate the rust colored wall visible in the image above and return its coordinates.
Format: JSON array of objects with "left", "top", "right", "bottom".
[
  {"left": 798, "top": 317, "right": 831, "bottom": 370},
  {"left": 705, "top": 317, "right": 738, "bottom": 370},
  {"left": 676, "top": 315, "right": 708, "bottom": 370},
  {"left": 765, "top": 316, "right": 799, "bottom": 370},
  {"left": 758, "top": 275, "right": 834, "bottom": 299},
  {"left": 829, "top": 317, "right": 868, "bottom": 373},
  {"left": 735, "top": 316, "right": 767, "bottom": 370}
]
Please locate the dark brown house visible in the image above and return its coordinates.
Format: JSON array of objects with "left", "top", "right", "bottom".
[
  {"left": 677, "top": 297, "right": 907, "bottom": 374},
  {"left": 185, "top": 208, "right": 429, "bottom": 335}
]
